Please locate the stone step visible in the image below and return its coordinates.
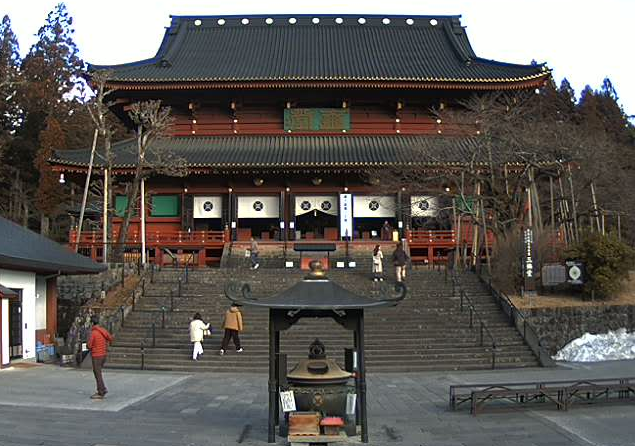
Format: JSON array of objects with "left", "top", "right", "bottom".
[{"left": 106, "top": 268, "right": 540, "bottom": 372}]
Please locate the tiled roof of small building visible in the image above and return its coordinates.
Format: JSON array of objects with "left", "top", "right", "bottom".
[
  {"left": 93, "top": 15, "right": 548, "bottom": 85},
  {"left": 0, "top": 217, "right": 107, "bottom": 274},
  {"left": 50, "top": 135, "right": 551, "bottom": 169}
]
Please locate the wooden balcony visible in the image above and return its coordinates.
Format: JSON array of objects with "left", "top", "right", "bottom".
[{"left": 69, "top": 229, "right": 229, "bottom": 266}]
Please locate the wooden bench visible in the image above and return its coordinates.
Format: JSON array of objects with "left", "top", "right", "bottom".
[
  {"left": 471, "top": 386, "right": 566, "bottom": 415},
  {"left": 564, "top": 381, "right": 635, "bottom": 409}
]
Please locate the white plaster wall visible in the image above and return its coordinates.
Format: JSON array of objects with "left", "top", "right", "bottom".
[
  {"left": 35, "top": 276, "right": 47, "bottom": 330},
  {"left": 0, "top": 269, "right": 36, "bottom": 360},
  {"left": 1, "top": 299, "right": 8, "bottom": 365}
]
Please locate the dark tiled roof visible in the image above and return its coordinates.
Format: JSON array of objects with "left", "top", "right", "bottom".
[
  {"left": 93, "top": 15, "right": 547, "bottom": 84},
  {"left": 50, "top": 135, "right": 548, "bottom": 169},
  {"left": 0, "top": 284, "right": 18, "bottom": 298},
  {"left": 0, "top": 217, "right": 107, "bottom": 275}
]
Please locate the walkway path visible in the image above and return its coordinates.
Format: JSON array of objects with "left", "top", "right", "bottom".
[{"left": 0, "top": 360, "right": 634, "bottom": 445}]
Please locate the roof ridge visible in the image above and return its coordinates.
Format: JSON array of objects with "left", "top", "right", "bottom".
[{"left": 170, "top": 13, "right": 462, "bottom": 20}]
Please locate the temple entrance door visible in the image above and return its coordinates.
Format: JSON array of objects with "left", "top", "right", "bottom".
[
  {"left": 352, "top": 195, "right": 397, "bottom": 241},
  {"left": 9, "top": 297, "right": 22, "bottom": 359},
  {"left": 295, "top": 211, "right": 338, "bottom": 240},
  {"left": 410, "top": 195, "right": 443, "bottom": 230},
  {"left": 237, "top": 196, "right": 280, "bottom": 241},
  {"left": 294, "top": 196, "right": 339, "bottom": 240}
]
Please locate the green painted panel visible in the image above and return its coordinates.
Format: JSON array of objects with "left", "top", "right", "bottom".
[
  {"left": 151, "top": 195, "right": 180, "bottom": 217},
  {"left": 284, "top": 108, "right": 351, "bottom": 132},
  {"left": 455, "top": 196, "right": 474, "bottom": 214},
  {"left": 115, "top": 195, "right": 128, "bottom": 217}
]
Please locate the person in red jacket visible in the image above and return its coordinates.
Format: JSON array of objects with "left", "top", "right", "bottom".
[{"left": 87, "top": 315, "right": 113, "bottom": 399}]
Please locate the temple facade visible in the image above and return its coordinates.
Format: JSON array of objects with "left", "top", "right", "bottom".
[{"left": 50, "top": 14, "right": 549, "bottom": 266}]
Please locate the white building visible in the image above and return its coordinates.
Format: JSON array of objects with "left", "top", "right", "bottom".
[{"left": 0, "top": 217, "right": 105, "bottom": 368}]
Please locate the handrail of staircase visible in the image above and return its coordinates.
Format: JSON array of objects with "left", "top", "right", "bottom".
[
  {"left": 452, "top": 272, "right": 498, "bottom": 369},
  {"left": 477, "top": 270, "right": 555, "bottom": 367},
  {"left": 138, "top": 279, "right": 175, "bottom": 370}
]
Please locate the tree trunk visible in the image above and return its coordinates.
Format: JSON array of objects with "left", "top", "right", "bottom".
[
  {"left": 105, "top": 169, "right": 113, "bottom": 262},
  {"left": 40, "top": 215, "right": 50, "bottom": 236},
  {"left": 113, "top": 130, "right": 144, "bottom": 262}
]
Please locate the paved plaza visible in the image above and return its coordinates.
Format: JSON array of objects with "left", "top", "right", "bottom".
[{"left": 0, "top": 361, "right": 634, "bottom": 446}]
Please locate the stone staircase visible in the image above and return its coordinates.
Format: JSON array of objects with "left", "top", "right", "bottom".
[{"left": 105, "top": 266, "right": 540, "bottom": 372}]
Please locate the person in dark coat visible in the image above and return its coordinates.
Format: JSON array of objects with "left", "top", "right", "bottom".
[
  {"left": 87, "top": 315, "right": 113, "bottom": 399},
  {"left": 392, "top": 242, "right": 409, "bottom": 282},
  {"left": 381, "top": 221, "right": 392, "bottom": 241}
]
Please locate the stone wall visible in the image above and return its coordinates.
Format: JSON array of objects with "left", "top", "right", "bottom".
[
  {"left": 525, "top": 305, "right": 635, "bottom": 355},
  {"left": 57, "top": 263, "right": 137, "bottom": 336}
]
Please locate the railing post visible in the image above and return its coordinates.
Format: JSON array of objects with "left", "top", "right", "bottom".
[
  {"left": 132, "top": 290, "right": 136, "bottom": 311},
  {"left": 150, "top": 263, "right": 155, "bottom": 283},
  {"left": 178, "top": 277, "right": 182, "bottom": 297},
  {"left": 152, "top": 322, "right": 156, "bottom": 348},
  {"left": 480, "top": 322, "right": 484, "bottom": 346},
  {"left": 141, "top": 278, "right": 145, "bottom": 297},
  {"left": 469, "top": 307, "right": 473, "bottom": 329},
  {"left": 120, "top": 305, "right": 125, "bottom": 328},
  {"left": 491, "top": 344, "right": 496, "bottom": 369},
  {"left": 121, "top": 264, "right": 125, "bottom": 288},
  {"left": 170, "top": 289, "right": 174, "bottom": 312},
  {"left": 140, "top": 344, "right": 145, "bottom": 370},
  {"left": 161, "top": 307, "right": 166, "bottom": 329},
  {"left": 185, "top": 263, "right": 189, "bottom": 283}
]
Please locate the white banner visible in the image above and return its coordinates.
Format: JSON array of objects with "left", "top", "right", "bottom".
[
  {"left": 295, "top": 196, "right": 338, "bottom": 216},
  {"left": 237, "top": 196, "right": 279, "bottom": 219},
  {"left": 411, "top": 196, "right": 439, "bottom": 217},
  {"left": 339, "top": 193, "right": 353, "bottom": 238},
  {"left": 193, "top": 196, "right": 222, "bottom": 219},
  {"left": 353, "top": 195, "right": 396, "bottom": 218}
]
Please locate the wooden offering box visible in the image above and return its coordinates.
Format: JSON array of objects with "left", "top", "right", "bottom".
[{"left": 288, "top": 412, "right": 321, "bottom": 437}]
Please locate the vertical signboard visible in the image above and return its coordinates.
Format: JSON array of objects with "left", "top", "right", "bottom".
[
  {"left": 523, "top": 228, "right": 536, "bottom": 291},
  {"left": 339, "top": 193, "right": 353, "bottom": 239}
]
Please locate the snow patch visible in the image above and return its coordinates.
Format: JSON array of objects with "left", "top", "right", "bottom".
[{"left": 553, "top": 328, "right": 635, "bottom": 362}]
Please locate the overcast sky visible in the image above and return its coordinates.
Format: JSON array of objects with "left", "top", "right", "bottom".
[{"left": 4, "top": 0, "right": 634, "bottom": 116}]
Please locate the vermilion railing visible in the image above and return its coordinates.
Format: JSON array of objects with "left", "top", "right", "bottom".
[{"left": 70, "top": 229, "right": 228, "bottom": 246}]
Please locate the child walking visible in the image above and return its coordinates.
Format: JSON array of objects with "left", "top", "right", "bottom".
[
  {"left": 189, "top": 313, "right": 210, "bottom": 361},
  {"left": 220, "top": 304, "right": 244, "bottom": 355}
]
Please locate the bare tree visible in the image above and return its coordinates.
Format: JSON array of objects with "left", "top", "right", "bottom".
[
  {"left": 85, "top": 70, "right": 117, "bottom": 260},
  {"left": 112, "top": 100, "right": 187, "bottom": 262}
]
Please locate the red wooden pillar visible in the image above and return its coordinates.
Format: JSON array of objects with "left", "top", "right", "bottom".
[{"left": 46, "top": 278, "right": 58, "bottom": 341}]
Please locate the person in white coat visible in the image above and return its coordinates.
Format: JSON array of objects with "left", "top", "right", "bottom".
[
  {"left": 372, "top": 244, "right": 384, "bottom": 282},
  {"left": 189, "top": 313, "right": 210, "bottom": 361}
]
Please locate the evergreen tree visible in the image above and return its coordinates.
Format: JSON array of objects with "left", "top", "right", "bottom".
[
  {"left": 0, "top": 15, "right": 21, "bottom": 144},
  {"left": 8, "top": 3, "right": 86, "bottom": 231},
  {"left": 34, "top": 116, "right": 66, "bottom": 235},
  {"left": 0, "top": 15, "right": 26, "bottom": 223},
  {"left": 21, "top": 3, "right": 84, "bottom": 116}
]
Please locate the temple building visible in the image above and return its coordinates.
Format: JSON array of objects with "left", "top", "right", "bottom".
[{"left": 49, "top": 14, "right": 549, "bottom": 266}]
